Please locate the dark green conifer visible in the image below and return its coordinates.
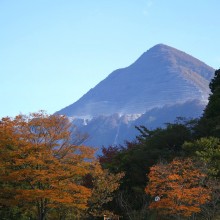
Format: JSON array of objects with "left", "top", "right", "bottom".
[{"left": 197, "top": 69, "right": 220, "bottom": 137}]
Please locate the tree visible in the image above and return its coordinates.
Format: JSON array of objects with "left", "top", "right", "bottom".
[
  {"left": 0, "top": 112, "right": 95, "bottom": 220},
  {"left": 204, "top": 69, "right": 220, "bottom": 119},
  {"left": 196, "top": 69, "right": 220, "bottom": 138},
  {"left": 183, "top": 137, "right": 220, "bottom": 178},
  {"left": 145, "top": 158, "right": 211, "bottom": 218},
  {"left": 99, "top": 145, "right": 122, "bottom": 170},
  {"left": 85, "top": 162, "right": 124, "bottom": 218},
  {"left": 183, "top": 137, "right": 220, "bottom": 219},
  {"left": 199, "top": 177, "right": 220, "bottom": 220}
]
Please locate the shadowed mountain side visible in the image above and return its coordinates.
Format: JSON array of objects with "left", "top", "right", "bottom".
[
  {"left": 56, "top": 44, "right": 214, "bottom": 117},
  {"left": 70, "top": 100, "right": 205, "bottom": 151}
]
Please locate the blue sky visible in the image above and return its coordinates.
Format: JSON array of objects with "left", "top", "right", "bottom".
[{"left": 0, "top": 0, "right": 219, "bottom": 118}]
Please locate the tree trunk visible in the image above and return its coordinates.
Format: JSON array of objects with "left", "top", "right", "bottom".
[{"left": 38, "top": 200, "right": 47, "bottom": 220}]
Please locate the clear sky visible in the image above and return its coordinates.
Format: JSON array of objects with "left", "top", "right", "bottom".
[{"left": 0, "top": 0, "right": 219, "bottom": 118}]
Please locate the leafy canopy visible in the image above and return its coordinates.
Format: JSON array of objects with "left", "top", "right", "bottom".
[
  {"left": 145, "top": 158, "right": 211, "bottom": 218},
  {"left": 0, "top": 112, "right": 94, "bottom": 219}
]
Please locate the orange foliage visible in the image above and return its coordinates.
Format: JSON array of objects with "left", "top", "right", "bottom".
[
  {"left": 145, "top": 158, "right": 211, "bottom": 217},
  {"left": 0, "top": 112, "right": 95, "bottom": 219}
]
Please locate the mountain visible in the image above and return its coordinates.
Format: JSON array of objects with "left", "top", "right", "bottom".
[
  {"left": 56, "top": 44, "right": 214, "bottom": 148},
  {"left": 57, "top": 44, "right": 213, "bottom": 117},
  {"left": 68, "top": 100, "right": 206, "bottom": 150}
]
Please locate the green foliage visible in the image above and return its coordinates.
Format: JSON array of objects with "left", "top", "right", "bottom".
[
  {"left": 196, "top": 69, "right": 220, "bottom": 138},
  {"left": 0, "top": 206, "right": 30, "bottom": 220},
  {"left": 183, "top": 137, "right": 220, "bottom": 177},
  {"left": 136, "top": 118, "right": 196, "bottom": 159},
  {"left": 209, "top": 69, "right": 220, "bottom": 95},
  {"left": 85, "top": 162, "right": 124, "bottom": 218}
]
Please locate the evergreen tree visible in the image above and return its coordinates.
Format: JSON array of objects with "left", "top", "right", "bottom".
[{"left": 196, "top": 69, "right": 220, "bottom": 137}]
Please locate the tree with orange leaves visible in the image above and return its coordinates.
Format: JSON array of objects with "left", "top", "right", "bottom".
[
  {"left": 145, "top": 158, "right": 211, "bottom": 218},
  {"left": 0, "top": 112, "right": 95, "bottom": 220}
]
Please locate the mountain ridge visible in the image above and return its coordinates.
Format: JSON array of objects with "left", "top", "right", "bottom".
[
  {"left": 56, "top": 44, "right": 214, "bottom": 118},
  {"left": 56, "top": 44, "right": 214, "bottom": 147}
]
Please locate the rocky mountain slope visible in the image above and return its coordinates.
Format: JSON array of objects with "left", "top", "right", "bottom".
[{"left": 56, "top": 44, "right": 214, "bottom": 149}]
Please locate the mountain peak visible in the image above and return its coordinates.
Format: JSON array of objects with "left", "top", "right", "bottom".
[
  {"left": 56, "top": 44, "right": 214, "bottom": 117},
  {"left": 149, "top": 43, "right": 171, "bottom": 49},
  {"left": 145, "top": 44, "right": 179, "bottom": 54}
]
